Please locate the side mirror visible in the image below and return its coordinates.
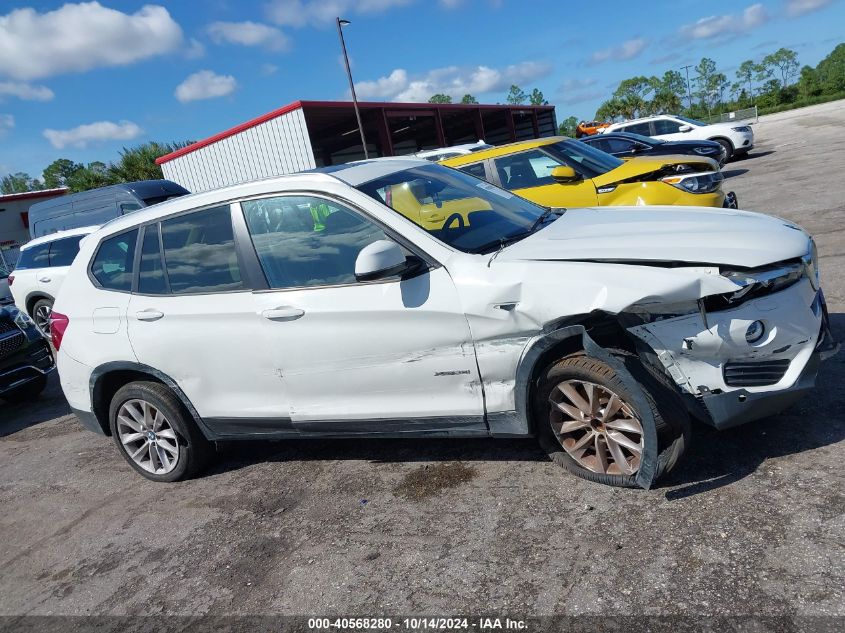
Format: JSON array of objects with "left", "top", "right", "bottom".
[
  {"left": 551, "top": 165, "right": 580, "bottom": 184},
  {"left": 355, "top": 240, "right": 409, "bottom": 282},
  {"left": 678, "top": 124, "right": 692, "bottom": 132}
]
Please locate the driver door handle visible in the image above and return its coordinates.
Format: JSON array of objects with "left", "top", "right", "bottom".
[
  {"left": 136, "top": 309, "right": 164, "bottom": 322},
  {"left": 262, "top": 306, "right": 305, "bottom": 321}
]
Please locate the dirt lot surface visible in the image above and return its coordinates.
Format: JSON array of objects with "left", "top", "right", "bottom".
[{"left": 1, "top": 101, "right": 843, "bottom": 624}]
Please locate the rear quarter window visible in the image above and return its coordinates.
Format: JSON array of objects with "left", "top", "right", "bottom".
[
  {"left": 15, "top": 243, "right": 50, "bottom": 270},
  {"left": 90, "top": 230, "right": 138, "bottom": 291}
]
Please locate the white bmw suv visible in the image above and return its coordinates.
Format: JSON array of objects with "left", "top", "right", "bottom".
[
  {"left": 51, "top": 160, "right": 835, "bottom": 487},
  {"left": 603, "top": 115, "right": 754, "bottom": 161}
]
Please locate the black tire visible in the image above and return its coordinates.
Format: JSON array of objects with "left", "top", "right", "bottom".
[
  {"left": 535, "top": 351, "right": 690, "bottom": 488},
  {"left": 713, "top": 138, "right": 733, "bottom": 162},
  {"left": 2, "top": 374, "right": 47, "bottom": 402},
  {"left": 108, "top": 381, "right": 213, "bottom": 482},
  {"left": 31, "top": 298, "right": 53, "bottom": 337}
]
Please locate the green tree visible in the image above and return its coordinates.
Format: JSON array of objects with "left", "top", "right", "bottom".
[
  {"left": 108, "top": 141, "right": 191, "bottom": 184},
  {"left": 0, "top": 172, "right": 43, "bottom": 194},
  {"left": 68, "top": 161, "right": 114, "bottom": 192},
  {"left": 529, "top": 88, "right": 548, "bottom": 105},
  {"left": 506, "top": 84, "right": 526, "bottom": 105},
  {"left": 613, "top": 75, "right": 658, "bottom": 102},
  {"left": 619, "top": 94, "right": 646, "bottom": 119},
  {"left": 428, "top": 93, "right": 452, "bottom": 104},
  {"left": 595, "top": 97, "right": 624, "bottom": 121},
  {"left": 558, "top": 116, "right": 578, "bottom": 137},
  {"left": 814, "top": 43, "right": 845, "bottom": 94},
  {"left": 736, "top": 60, "right": 757, "bottom": 97},
  {"left": 460, "top": 94, "right": 478, "bottom": 104},
  {"left": 797, "top": 65, "right": 821, "bottom": 99},
  {"left": 763, "top": 48, "right": 800, "bottom": 88},
  {"left": 42, "top": 158, "right": 84, "bottom": 189}
]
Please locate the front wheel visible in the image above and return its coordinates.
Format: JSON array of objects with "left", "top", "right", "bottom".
[
  {"left": 535, "top": 352, "right": 689, "bottom": 488},
  {"left": 714, "top": 138, "right": 733, "bottom": 162},
  {"left": 109, "top": 381, "right": 213, "bottom": 482}
]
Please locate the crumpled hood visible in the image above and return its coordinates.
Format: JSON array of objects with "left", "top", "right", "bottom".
[
  {"left": 499, "top": 206, "right": 810, "bottom": 269},
  {"left": 593, "top": 154, "right": 718, "bottom": 186}
]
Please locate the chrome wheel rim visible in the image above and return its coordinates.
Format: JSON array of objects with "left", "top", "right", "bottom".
[
  {"left": 549, "top": 379, "right": 644, "bottom": 476},
  {"left": 116, "top": 399, "right": 180, "bottom": 475},
  {"left": 34, "top": 304, "right": 52, "bottom": 337}
]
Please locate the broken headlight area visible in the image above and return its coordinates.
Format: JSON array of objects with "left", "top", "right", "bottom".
[
  {"left": 660, "top": 171, "right": 723, "bottom": 194},
  {"left": 707, "top": 260, "right": 806, "bottom": 310}
]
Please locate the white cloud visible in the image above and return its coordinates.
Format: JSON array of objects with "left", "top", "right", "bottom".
[
  {"left": 0, "top": 114, "right": 13, "bottom": 136},
  {"left": 785, "top": 0, "right": 833, "bottom": 16},
  {"left": 207, "top": 21, "right": 290, "bottom": 51},
  {"left": 355, "top": 62, "right": 551, "bottom": 102},
  {"left": 589, "top": 38, "right": 648, "bottom": 65},
  {"left": 0, "top": 81, "right": 54, "bottom": 101},
  {"left": 679, "top": 4, "right": 768, "bottom": 40},
  {"left": 43, "top": 120, "right": 143, "bottom": 149},
  {"left": 558, "top": 91, "right": 605, "bottom": 106},
  {"left": 265, "top": 0, "right": 413, "bottom": 28},
  {"left": 261, "top": 63, "right": 280, "bottom": 76},
  {"left": 0, "top": 2, "right": 184, "bottom": 80},
  {"left": 175, "top": 70, "right": 237, "bottom": 103}
]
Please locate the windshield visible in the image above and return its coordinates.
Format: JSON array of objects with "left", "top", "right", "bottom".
[
  {"left": 676, "top": 115, "right": 707, "bottom": 127},
  {"left": 543, "top": 139, "right": 624, "bottom": 178},
  {"left": 356, "top": 164, "right": 551, "bottom": 254},
  {"left": 616, "top": 131, "right": 663, "bottom": 145}
]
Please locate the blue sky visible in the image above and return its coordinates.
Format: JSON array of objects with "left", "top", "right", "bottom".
[{"left": 0, "top": 0, "right": 842, "bottom": 179}]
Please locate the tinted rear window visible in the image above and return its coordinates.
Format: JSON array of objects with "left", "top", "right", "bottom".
[
  {"left": 49, "top": 235, "right": 84, "bottom": 267},
  {"left": 15, "top": 243, "right": 50, "bottom": 270}
]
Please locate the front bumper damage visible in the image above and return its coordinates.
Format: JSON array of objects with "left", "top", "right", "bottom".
[{"left": 626, "top": 279, "right": 838, "bottom": 429}]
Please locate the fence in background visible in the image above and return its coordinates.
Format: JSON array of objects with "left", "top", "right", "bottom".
[{"left": 702, "top": 106, "right": 758, "bottom": 125}]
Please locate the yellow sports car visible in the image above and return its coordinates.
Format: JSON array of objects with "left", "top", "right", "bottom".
[{"left": 441, "top": 136, "right": 734, "bottom": 211}]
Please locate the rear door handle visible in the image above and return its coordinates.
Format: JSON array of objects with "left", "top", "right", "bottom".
[
  {"left": 135, "top": 309, "right": 164, "bottom": 322},
  {"left": 38, "top": 276, "right": 51, "bottom": 283},
  {"left": 261, "top": 306, "right": 305, "bottom": 321}
]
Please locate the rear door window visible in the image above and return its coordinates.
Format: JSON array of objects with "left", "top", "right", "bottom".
[
  {"left": 48, "top": 235, "right": 84, "bottom": 267},
  {"left": 653, "top": 119, "right": 683, "bottom": 135},
  {"left": 91, "top": 230, "right": 138, "bottom": 291},
  {"left": 15, "top": 243, "right": 50, "bottom": 270},
  {"left": 621, "top": 122, "right": 652, "bottom": 136},
  {"left": 160, "top": 206, "right": 245, "bottom": 294},
  {"left": 138, "top": 224, "right": 167, "bottom": 295}
]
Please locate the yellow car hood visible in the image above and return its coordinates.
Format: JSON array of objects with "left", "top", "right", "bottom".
[{"left": 593, "top": 154, "right": 720, "bottom": 187}]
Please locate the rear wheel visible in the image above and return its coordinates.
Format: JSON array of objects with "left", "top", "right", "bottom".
[
  {"left": 32, "top": 298, "right": 53, "bottom": 337},
  {"left": 535, "top": 352, "right": 689, "bottom": 488},
  {"left": 109, "top": 381, "right": 213, "bottom": 482},
  {"left": 714, "top": 138, "right": 733, "bottom": 162}
]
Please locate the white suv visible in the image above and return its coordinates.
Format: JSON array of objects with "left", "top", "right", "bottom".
[
  {"left": 10, "top": 226, "right": 98, "bottom": 335},
  {"left": 51, "top": 160, "right": 835, "bottom": 486},
  {"left": 603, "top": 115, "right": 754, "bottom": 161}
]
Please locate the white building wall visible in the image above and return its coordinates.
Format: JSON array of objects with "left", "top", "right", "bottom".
[{"left": 161, "top": 107, "right": 316, "bottom": 193}]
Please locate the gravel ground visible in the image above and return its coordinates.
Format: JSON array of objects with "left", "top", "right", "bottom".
[{"left": 1, "top": 100, "right": 843, "bottom": 624}]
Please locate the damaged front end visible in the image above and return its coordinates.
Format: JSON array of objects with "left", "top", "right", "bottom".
[{"left": 620, "top": 250, "right": 838, "bottom": 429}]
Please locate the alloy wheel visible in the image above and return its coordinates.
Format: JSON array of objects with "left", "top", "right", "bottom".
[
  {"left": 116, "top": 399, "right": 180, "bottom": 475},
  {"left": 548, "top": 379, "right": 644, "bottom": 475},
  {"left": 34, "top": 304, "right": 52, "bottom": 337}
]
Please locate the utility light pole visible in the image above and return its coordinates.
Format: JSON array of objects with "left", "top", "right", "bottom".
[
  {"left": 336, "top": 17, "right": 369, "bottom": 159},
  {"left": 681, "top": 64, "right": 694, "bottom": 111}
]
